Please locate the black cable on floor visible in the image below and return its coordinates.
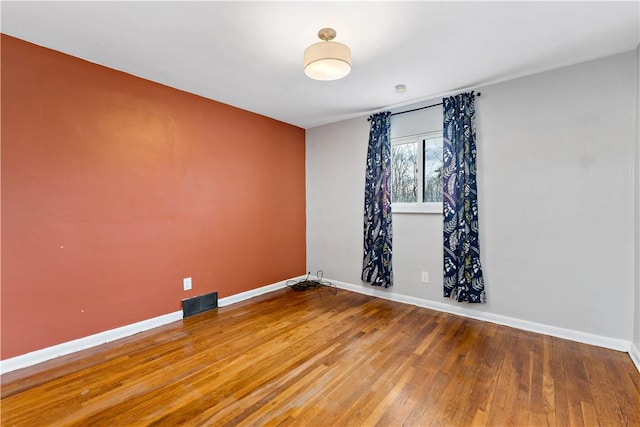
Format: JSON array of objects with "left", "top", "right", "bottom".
[{"left": 286, "top": 270, "right": 337, "bottom": 295}]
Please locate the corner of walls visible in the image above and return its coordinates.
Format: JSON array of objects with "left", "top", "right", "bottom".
[
  {"left": 634, "top": 43, "right": 640, "bottom": 361},
  {"left": 631, "top": 342, "right": 640, "bottom": 374}
]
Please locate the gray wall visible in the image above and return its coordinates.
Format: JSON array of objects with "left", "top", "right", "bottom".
[{"left": 306, "top": 50, "right": 637, "bottom": 342}]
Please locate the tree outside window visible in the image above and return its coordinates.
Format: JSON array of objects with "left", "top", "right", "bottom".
[{"left": 391, "top": 133, "right": 443, "bottom": 210}]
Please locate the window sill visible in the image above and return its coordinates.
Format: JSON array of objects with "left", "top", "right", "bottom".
[{"left": 392, "top": 203, "right": 442, "bottom": 214}]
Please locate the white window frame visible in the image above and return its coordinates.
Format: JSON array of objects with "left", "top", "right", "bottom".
[{"left": 391, "top": 131, "right": 443, "bottom": 214}]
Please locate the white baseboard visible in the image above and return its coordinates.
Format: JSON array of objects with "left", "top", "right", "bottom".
[
  {"left": 630, "top": 342, "right": 640, "bottom": 374},
  {"left": 4, "top": 276, "right": 635, "bottom": 375},
  {"left": 328, "top": 278, "right": 632, "bottom": 353},
  {"left": 218, "top": 276, "right": 300, "bottom": 307},
  {"left": 0, "top": 276, "right": 301, "bottom": 375},
  {"left": 0, "top": 310, "right": 182, "bottom": 375}
]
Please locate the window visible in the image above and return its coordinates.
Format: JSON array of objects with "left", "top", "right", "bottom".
[{"left": 391, "top": 131, "right": 443, "bottom": 213}]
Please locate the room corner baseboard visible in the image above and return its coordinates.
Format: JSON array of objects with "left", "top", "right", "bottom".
[
  {"left": 630, "top": 342, "right": 640, "bottom": 374},
  {"left": 0, "top": 276, "right": 301, "bottom": 375},
  {"left": 327, "top": 278, "right": 632, "bottom": 353}
]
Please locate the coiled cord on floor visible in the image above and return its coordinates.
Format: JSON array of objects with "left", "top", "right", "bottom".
[{"left": 286, "top": 270, "right": 337, "bottom": 295}]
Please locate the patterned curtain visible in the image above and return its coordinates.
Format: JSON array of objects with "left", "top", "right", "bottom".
[
  {"left": 443, "top": 92, "right": 486, "bottom": 303},
  {"left": 362, "top": 111, "right": 393, "bottom": 288}
]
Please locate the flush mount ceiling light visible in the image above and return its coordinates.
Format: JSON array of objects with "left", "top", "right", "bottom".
[{"left": 304, "top": 28, "right": 351, "bottom": 81}]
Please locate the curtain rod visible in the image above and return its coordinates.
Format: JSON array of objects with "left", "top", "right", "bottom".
[
  {"left": 390, "top": 102, "right": 441, "bottom": 116},
  {"left": 390, "top": 92, "right": 482, "bottom": 117}
]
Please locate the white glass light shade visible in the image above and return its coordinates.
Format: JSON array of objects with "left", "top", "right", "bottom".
[{"left": 304, "top": 41, "right": 351, "bottom": 81}]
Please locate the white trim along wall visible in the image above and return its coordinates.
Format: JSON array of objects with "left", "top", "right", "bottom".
[
  {"left": 328, "top": 277, "right": 631, "bottom": 352},
  {"left": 0, "top": 277, "right": 305, "bottom": 374},
  {"left": 2, "top": 274, "right": 638, "bottom": 375}
]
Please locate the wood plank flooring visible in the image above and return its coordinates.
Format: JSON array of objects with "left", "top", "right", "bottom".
[{"left": 2, "top": 287, "right": 639, "bottom": 426}]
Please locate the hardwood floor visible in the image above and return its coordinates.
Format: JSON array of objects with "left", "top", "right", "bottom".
[{"left": 2, "top": 287, "right": 639, "bottom": 426}]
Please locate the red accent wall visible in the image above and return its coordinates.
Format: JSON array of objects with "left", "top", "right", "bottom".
[{"left": 1, "top": 35, "right": 306, "bottom": 360}]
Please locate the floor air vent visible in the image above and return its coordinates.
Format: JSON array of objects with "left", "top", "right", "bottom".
[{"left": 182, "top": 292, "right": 218, "bottom": 318}]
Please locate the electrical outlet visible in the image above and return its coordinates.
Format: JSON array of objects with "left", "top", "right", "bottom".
[
  {"left": 183, "top": 277, "right": 192, "bottom": 291},
  {"left": 421, "top": 271, "right": 429, "bottom": 283}
]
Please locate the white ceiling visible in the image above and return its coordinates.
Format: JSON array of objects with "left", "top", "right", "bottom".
[{"left": 2, "top": 1, "right": 639, "bottom": 129}]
